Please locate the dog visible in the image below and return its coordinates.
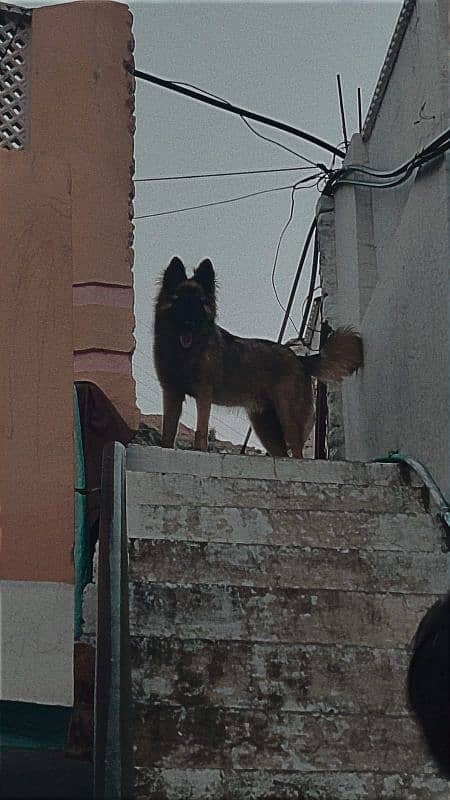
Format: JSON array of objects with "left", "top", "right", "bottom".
[{"left": 154, "top": 256, "right": 363, "bottom": 457}]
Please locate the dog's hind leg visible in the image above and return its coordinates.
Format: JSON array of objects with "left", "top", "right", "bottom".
[
  {"left": 248, "top": 406, "right": 288, "bottom": 457},
  {"left": 162, "top": 390, "right": 184, "bottom": 447},
  {"left": 273, "top": 379, "right": 313, "bottom": 458}
]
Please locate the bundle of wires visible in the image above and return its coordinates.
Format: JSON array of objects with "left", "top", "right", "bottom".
[{"left": 323, "top": 127, "right": 450, "bottom": 194}]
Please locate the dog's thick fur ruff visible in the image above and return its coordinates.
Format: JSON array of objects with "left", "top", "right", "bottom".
[{"left": 154, "top": 257, "right": 363, "bottom": 456}]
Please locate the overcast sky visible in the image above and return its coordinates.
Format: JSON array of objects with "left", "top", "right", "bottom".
[
  {"left": 19, "top": 0, "right": 402, "bottom": 445},
  {"left": 131, "top": 1, "right": 401, "bottom": 444}
]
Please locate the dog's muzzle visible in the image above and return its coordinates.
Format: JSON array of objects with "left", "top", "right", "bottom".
[{"left": 180, "top": 332, "right": 193, "bottom": 349}]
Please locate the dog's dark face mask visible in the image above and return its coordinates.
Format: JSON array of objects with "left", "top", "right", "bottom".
[{"left": 160, "top": 257, "right": 216, "bottom": 350}]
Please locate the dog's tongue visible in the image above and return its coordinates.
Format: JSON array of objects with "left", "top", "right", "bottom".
[{"left": 180, "top": 332, "right": 193, "bottom": 349}]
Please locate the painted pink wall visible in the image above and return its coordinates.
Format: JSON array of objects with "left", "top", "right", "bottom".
[
  {"left": 31, "top": 1, "right": 139, "bottom": 431},
  {"left": 0, "top": 152, "right": 74, "bottom": 583},
  {"left": 1, "top": 2, "right": 138, "bottom": 584}
]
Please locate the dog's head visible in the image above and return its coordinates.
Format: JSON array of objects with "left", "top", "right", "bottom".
[{"left": 156, "top": 257, "right": 216, "bottom": 349}]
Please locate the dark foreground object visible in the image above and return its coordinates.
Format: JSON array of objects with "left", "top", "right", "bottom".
[
  {"left": 0, "top": 749, "right": 93, "bottom": 799},
  {"left": 408, "top": 591, "right": 450, "bottom": 778}
]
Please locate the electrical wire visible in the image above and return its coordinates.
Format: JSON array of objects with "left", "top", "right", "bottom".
[
  {"left": 239, "top": 116, "right": 319, "bottom": 167},
  {"left": 174, "top": 79, "right": 325, "bottom": 170},
  {"left": 134, "top": 177, "right": 320, "bottom": 220},
  {"left": 134, "top": 165, "right": 317, "bottom": 182},
  {"left": 270, "top": 186, "right": 297, "bottom": 324},
  {"left": 133, "top": 67, "right": 346, "bottom": 160},
  {"left": 240, "top": 216, "right": 318, "bottom": 455},
  {"left": 241, "top": 130, "right": 449, "bottom": 452},
  {"left": 344, "top": 133, "right": 450, "bottom": 179},
  {"left": 135, "top": 184, "right": 294, "bottom": 219},
  {"left": 277, "top": 217, "right": 317, "bottom": 345},
  {"left": 298, "top": 229, "right": 319, "bottom": 339},
  {"left": 269, "top": 173, "right": 322, "bottom": 325},
  {"left": 354, "top": 135, "right": 448, "bottom": 179},
  {"left": 327, "top": 128, "right": 450, "bottom": 193}
]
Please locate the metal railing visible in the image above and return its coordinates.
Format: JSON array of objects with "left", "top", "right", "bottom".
[{"left": 373, "top": 451, "right": 450, "bottom": 552}]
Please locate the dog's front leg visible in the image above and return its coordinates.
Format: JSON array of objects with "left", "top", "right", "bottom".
[
  {"left": 194, "top": 394, "right": 212, "bottom": 451},
  {"left": 162, "top": 390, "right": 184, "bottom": 448}
]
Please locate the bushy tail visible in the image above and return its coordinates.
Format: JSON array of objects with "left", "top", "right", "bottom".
[{"left": 302, "top": 327, "right": 363, "bottom": 381}]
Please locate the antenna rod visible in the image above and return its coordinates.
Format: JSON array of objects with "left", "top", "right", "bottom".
[
  {"left": 357, "top": 87, "right": 363, "bottom": 134},
  {"left": 336, "top": 74, "right": 349, "bottom": 150}
]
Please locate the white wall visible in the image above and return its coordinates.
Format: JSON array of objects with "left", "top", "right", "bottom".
[{"left": 321, "top": 0, "right": 449, "bottom": 492}]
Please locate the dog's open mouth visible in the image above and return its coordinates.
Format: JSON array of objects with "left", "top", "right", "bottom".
[{"left": 180, "top": 332, "right": 193, "bottom": 349}]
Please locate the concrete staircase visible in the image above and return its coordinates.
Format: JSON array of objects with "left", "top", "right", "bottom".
[{"left": 125, "top": 446, "right": 448, "bottom": 800}]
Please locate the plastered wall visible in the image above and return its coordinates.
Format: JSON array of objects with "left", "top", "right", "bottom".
[
  {"left": 29, "top": 1, "right": 139, "bottom": 429},
  {"left": 319, "top": 0, "right": 449, "bottom": 493},
  {"left": 0, "top": 1, "right": 138, "bottom": 705}
]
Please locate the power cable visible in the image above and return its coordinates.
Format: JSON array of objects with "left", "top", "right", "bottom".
[
  {"left": 270, "top": 186, "right": 297, "bottom": 324},
  {"left": 132, "top": 67, "right": 346, "bottom": 160},
  {"left": 174, "top": 79, "right": 325, "bottom": 170},
  {"left": 135, "top": 165, "right": 317, "bottom": 182},
  {"left": 134, "top": 178, "right": 319, "bottom": 220},
  {"left": 239, "top": 116, "right": 319, "bottom": 167},
  {"left": 326, "top": 128, "right": 450, "bottom": 193},
  {"left": 269, "top": 172, "right": 322, "bottom": 320},
  {"left": 278, "top": 218, "right": 317, "bottom": 346},
  {"left": 298, "top": 229, "right": 319, "bottom": 340},
  {"left": 344, "top": 130, "right": 450, "bottom": 179},
  {"left": 240, "top": 216, "right": 317, "bottom": 454}
]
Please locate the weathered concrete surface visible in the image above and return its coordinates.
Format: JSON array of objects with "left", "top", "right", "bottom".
[
  {"left": 133, "top": 704, "right": 430, "bottom": 772},
  {"left": 129, "top": 583, "right": 440, "bottom": 648},
  {"left": 128, "top": 471, "right": 425, "bottom": 514},
  {"left": 128, "top": 504, "right": 441, "bottom": 552},
  {"left": 129, "top": 539, "right": 444, "bottom": 594},
  {"left": 126, "top": 444, "right": 419, "bottom": 486},
  {"left": 131, "top": 637, "right": 410, "bottom": 715},
  {"left": 126, "top": 446, "right": 448, "bottom": 798},
  {"left": 134, "top": 768, "right": 449, "bottom": 800}
]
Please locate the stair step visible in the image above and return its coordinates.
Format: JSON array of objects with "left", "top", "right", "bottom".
[
  {"left": 130, "top": 636, "right": 409, "bottom": 715},
  {"left": 126, "top": 444, "right": 417, "bottom": 487},
  {"left": 128, "top": 539, "right": 444, "bottom": 594},
  {"left": 126, "top": 446, "right": 447, "bottom": 799},
  {"left": 133, "top": 767, "right": 448, "bottom": 800},
  {"left": 132, "top": 702, "right": 428, "bottom": 774},
  {"left": 127, "top": 470, "right": 425, "bottom": 515},
  {"left": 129, "top": 583, "right": 439, "bottom": 649},
  {"left": 127, "top": 503, "right": 440, "bottom": 552}
]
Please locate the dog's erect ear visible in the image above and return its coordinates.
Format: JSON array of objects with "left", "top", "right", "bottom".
[
  {"left": 163, "top": 257, "right": 187, "bottom": 293},
  {"left": 194, "top": 259, "right": 215, "bottom": 296}
]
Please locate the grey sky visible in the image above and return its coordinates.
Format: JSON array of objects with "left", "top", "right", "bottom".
[
  {"left": 131, "top": 1, "right": 401, "bottom": 444},
  {"left": 19, "top": 0, "right": 401, "bottom": 444}
]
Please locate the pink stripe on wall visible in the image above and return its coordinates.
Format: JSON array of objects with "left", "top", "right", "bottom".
[
  {"left": 74, "top": 350, "right": 132, "bottom": 374},
  {"left": 73, "top": 283, "right": 133, "bottom": 308}
]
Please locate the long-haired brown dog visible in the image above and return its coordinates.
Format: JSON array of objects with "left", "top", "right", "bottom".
[{"left": 154, "top": 257, "right": 363, "bottom": 457}]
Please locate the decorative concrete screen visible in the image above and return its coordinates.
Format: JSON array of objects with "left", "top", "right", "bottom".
[{"left": 0, "top": 4, "right": 30, "bottom": 149}]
